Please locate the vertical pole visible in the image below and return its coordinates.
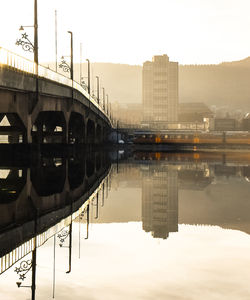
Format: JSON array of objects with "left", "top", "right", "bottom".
[
  {"left": 85, "top": 205, "right": 89, "bottom": 239},
  {"left": 95, "top": 193, "right": 99, "bottom": 219},
  {"left": 68, "top": 31, "right": 73, "bottom": 81},
  {"left": 96, "top": 76, "right": 99, "bottom": 104},
  {"left": 102, "top": 183, "right": 105, "bottom": 206},
  {"left": 117, "top": 120, "right": 119, "bottom": 144},
  {"left": 80, "top": 43, "right": 82, "bottom": 84},
  {"left": 34, "top": 0, "right": 38, "bottom": 68},
  {"left": 55, "top": 10, "right": 57, "bottom": 72},
  {"left": 106, "top": 95, "right": 109, "bottom": 114},
  {"left": 66, "top": 223, "right": 72, "bottom": 274},
  {"left": 52, "top": 235, "right": 56, "bottom": 298},
  {"left": 78, "top": 214, "right": 81, "bottom": 259},
  {"left": 31, "top": 205, "right": 38, "bottom": 300},
  {"left": 33, "top": 0, "right": 39, "bottom": 146},
  {"left": 102, "top": 88, "right": 105, "bottom": 110},
  {"left": 31, "top": 247, "right": 37, "bottom": 300},
  {"left": 86, "top": 59, "right": 90, "bottom": 95}
]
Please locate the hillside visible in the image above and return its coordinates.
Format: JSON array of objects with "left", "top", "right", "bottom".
[
  {"left": 56, "top": 57, "right": 250, "bottom": 111},
  {"left": 179, "top": 58, "right": 250, "bottom": 110}
]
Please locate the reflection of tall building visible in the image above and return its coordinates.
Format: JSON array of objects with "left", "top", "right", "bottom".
[
  {"left": 142, "top": 54, "right": 178, "bottom": 127},
  {"left": 142, "top": 165, "right": 178, "bottom": 239}
]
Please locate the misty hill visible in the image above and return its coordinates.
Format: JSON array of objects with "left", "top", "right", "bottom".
[
  {"left": 55, "top": 57, "right": 250, "bottom": 111},
  {"left": 179, "top": 57, "right": 250, "bottom": 111}
]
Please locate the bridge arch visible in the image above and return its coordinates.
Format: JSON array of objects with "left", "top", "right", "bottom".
[
  {"left": 32, "top": 111, "right": 66, "bottom": 144},
  {"left": 68, "top": 112, "right": 85, "bottom": 144},
  {"left": 86, "top": 119, "right": 95, "bottom": 144},
  {"left": 96, "top": 124, "right": 102, "bottom": 144}
]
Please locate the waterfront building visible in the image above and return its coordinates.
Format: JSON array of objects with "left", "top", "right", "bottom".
[{"left": 142, "top": 55, "right": 178, "bottom": 128}]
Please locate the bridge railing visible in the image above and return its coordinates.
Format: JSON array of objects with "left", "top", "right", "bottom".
[{"left": 0, "top": 47, "right": 111, "bottom": 124}]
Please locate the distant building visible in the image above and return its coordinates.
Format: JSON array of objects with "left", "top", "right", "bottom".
[
  {"left": 142, "top": 55, "right": 178, "bottom": 128},
  {"left": 242, "top": 113, "right": 250, "bottom": 131},
  {"left": 178, "top": 102, "right": 213, "bottom": 122},
  {"left": 112, "top": 103, "right": 143, "bottom": 128},
  {"left": 213, "top": 118, "right": 236, "bottom": 131}
]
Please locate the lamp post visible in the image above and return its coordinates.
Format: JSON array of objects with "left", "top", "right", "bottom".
[
  {"left": 106, "top": 94, "right": 109, "bottom": 115},
  {"left": 96, "top": 76, "right": 100, "bottom": 104},
  {"left": 80, "top": 43, "right": 82, "bottom": 84},
  {"left": 86, "top": 59, "right": 90, "bottom": 95},
  {"left": 16, "top": 0, "right": 38, "bottom": 75},
  {"left": 59, "top": 31, "right": 73, "bottom": 80},
  {"left": 16, "top": 0, "right": 38, "bottom": 144},
  {"left": 102, "top": 87, "right": 105, "bottom": 110},
  {"left": 68, "top": 31, "right": 73, "bottom": 81}
]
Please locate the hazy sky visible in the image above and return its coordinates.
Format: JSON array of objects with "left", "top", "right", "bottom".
[{"left": 1, "top": 0, "right": 250, "bottom": 65}]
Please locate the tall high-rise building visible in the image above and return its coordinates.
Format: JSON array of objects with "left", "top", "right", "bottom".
[{"left": 142, "top": 54, "right": 178, "bottom": 127}]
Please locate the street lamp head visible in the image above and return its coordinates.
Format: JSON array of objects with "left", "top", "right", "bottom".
[
  {"left": 67, "top": 31, "right": 72, "bottom": 35},
  {"left": 19, "top": 26, "right": 24, "bottom": 31}
]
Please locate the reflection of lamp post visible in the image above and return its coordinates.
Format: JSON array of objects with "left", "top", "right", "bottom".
[
  {"left": 93, "top": 193, "right": 99, "bottom": 219},
  {"left": 57, "top": 225, "right": 72, "bottom": 274},
  {"left": 96, "top": 76, "right": 100, "bottom": 104},
  {"left": 14, "top": 247, "right": 37, "bottom": 300},
  {"left": 86, "top": 59, "right": 90, "bottom": 95},
  {"left": 85, "top": 204, "right": 90, "bottom": 240}
]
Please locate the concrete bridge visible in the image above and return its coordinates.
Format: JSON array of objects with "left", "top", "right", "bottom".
[{"left": 0, "top": 47, "right": 113, "bottom": 144}]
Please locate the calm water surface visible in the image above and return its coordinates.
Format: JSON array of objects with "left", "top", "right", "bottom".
[{"left": 0, "top": 151, "right": 250, "bottom": 300}]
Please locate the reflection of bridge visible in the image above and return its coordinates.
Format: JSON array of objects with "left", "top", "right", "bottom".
[
  {"left": 0, "top": 151, "right": 112, "bottom": 274},
  {"left": 0, "top": 48, "right": 113, "bottom": 144}
]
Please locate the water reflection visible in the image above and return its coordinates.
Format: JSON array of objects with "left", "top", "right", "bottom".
[
  {"left": 142, "top": 164, "right": 178, "bottom": 239},
  {"left": 1, "top": 150, "right": 250, "bottom": 300},
  {"left": 0, "top": 149, "right": 112, "bottom": 300},
  {"left": 136, "top": 151, "right": 250, "bottom": 238}
]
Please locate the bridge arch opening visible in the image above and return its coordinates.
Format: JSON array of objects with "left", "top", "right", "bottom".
[
  {"left": 68, "top": 156, "right": 86, "bottom": 190},
  {"left": 32, "top": 111, "right": 66, "bottom": 143},
  {"left": 96, "top": 124, "right": 102, "bottom": 144},
  {"left": 0, "top": 113, "right": 26, "bottom": 144},
  {"left": 68, "top": 112, "right": 85, "bottom": 144},
  {"left": 31, "top": 157, "right": 66, "bottom": 196},
  {"left": 86, "top": 154, "right": 95, "bottom": 178},
  {"left": 86, "top": 119, "right": 95, "bottom": 144}
]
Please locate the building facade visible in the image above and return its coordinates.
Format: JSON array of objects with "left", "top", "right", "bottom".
[{"left": 142, "top": 55, "right": 178, "bottom": 128}]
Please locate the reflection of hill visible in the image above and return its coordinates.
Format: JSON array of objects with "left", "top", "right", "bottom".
[
  {"left": 178, "top": 169, "right": 213, "bottom": 190},
  {"left": 179, "top": 177, "right": 250, "bottom": 234},
  {"left": 93, "top": 162, "right": 250, "bottom": 236}
]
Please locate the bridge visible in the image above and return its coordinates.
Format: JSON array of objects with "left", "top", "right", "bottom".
[{"left": 0, "top": 47, "right": 114, "bottom": 144}]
